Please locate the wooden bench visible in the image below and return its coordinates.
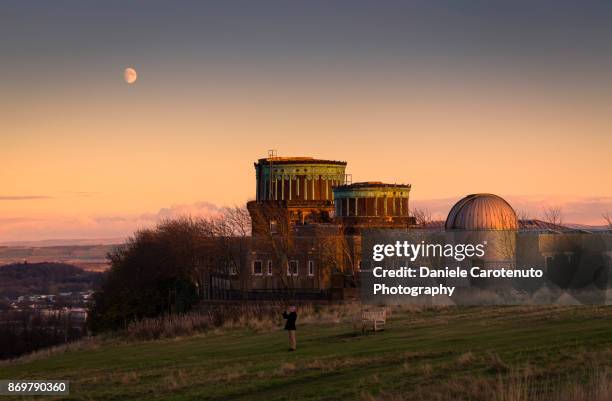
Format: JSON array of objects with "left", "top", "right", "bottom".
[{"left": 359, "top": 308, "right": 387, "bottom": 333}]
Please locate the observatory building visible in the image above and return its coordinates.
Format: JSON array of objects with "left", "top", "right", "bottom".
[
  {"left": 333, "top": 182, "right": 412, "bottom": 232},
  {"left": 254, "top": 156, "right": 347, "bottom": 203},
  {"left": 445, "top": 193, "right": 518, "bottom": 231},
  {"left": 209, "top": 152, "right": 608, "bottom": 302},
  {"left": 445, "top": 193, "right": 520, "bottom": 270},
  {"left": 242, "top": 153, "right": 415, "bottom": 298},
  {"left": 248, "top": 156, "right": 347, "bottom": 229}
]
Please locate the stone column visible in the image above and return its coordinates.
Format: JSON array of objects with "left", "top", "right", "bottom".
[
  {"left": 312, "top": 177, "right": 315, "bottom": 200},
  {"left": 325, "top": 177, "right": 329, "bottom": 199},
  {"left": 275, "top": 176, "right": 279, "bottom": 201}
]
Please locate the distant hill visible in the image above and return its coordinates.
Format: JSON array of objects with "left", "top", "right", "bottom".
[
  {"left": 0, "top": 244, "right": 117, "bottom": 268},
  {"left": 0, "top": 262, "right": 105, "bottom": 299},
  {"left": 0, "top": 238, "right": 123, "bottom": 247}
]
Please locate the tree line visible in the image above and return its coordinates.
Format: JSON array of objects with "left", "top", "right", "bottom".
[{"left": 88, "top": 207, "right": 251, "bottom": 333}]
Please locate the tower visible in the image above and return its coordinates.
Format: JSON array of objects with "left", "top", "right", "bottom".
[{"left": 248, "top": 153, "right": 348, "bottom": 233}]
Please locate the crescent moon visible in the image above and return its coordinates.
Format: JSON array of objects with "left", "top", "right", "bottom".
[{"left": 124, "top": 67, "right": 138, "bottom": 84}]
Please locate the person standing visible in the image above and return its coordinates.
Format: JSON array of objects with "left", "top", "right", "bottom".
[{"left": 282, "top": 305, "right": 297, "bottom": 351}]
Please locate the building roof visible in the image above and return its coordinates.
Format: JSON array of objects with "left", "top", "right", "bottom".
[
  {"left": 445, "top": 193, "right": 518, "bottom": 230},
  {"left": 334, "top": 181, "right": 411, "bottom": 190},
  {"left": 519, "top": 219, "right": 568, "bottom": 231},
  {"left": 256, "top": 157, "right": 347, "bottom": 166}
]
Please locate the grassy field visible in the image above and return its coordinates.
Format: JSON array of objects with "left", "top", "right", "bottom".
[{"left": 1, "top": 306, "right": 611, "bottom": 401}]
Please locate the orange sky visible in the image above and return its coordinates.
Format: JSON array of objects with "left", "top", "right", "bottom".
[
  {"left": 2, "top": 2, "right": 611, "bottom": 241},
  {"left": 3, "top": 78, "right": 611, "bottom": 241}
]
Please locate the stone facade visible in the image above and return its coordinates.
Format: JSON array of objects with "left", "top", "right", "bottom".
[{"left": 240, "top": 156, "right": 414, "bottom": 298}]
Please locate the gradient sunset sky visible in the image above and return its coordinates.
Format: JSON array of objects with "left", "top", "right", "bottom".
[{"left": 2, "top": 1, "right": 612, "bottom": 241}]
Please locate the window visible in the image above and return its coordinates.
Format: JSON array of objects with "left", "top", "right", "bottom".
[
  {"left": 287, "top": 260, "right": 298, "bottom": 276},
  {"left": 308, "top": 260, "right": 314, "bottom": 276},
  {"left": 229, "top": 261, "right": 238, "bottom": 276},
  {"left": 267, "top": 260, "right": 273, "bottom": 275},
  {"left": 270, "top": 220, "right": 278, "bottom": 234},
  {"left": 252, "top": 260, "right": 263, "bottom": 275}
]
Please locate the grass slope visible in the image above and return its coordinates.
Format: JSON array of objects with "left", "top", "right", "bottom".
[{"left": 1, "top": 306, "right": 611, "bottom": 401}]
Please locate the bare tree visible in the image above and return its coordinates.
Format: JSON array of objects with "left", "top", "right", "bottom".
[
  {"left": 412, "top": 207, "right": 433, "bottom": 227},
  {"left": 603, "top": 212, "right": 612, "bottom": 229},
  {"left": 515, "top": 208, "right": 531, "bottom": 221},
  {"left": 221, "top": 206, "right": 251, "bottom": 237},
  {"left": 248, "top": 203, "right": 295, "bottom": 289},
  {"left": 315, "top": 226, "right": 360, "bottom": 288},
  {"left": 316, "top": 232, "right": 345, "bottom": 286},
  {"left": 201, "top": 206, "right": 251, "bottom": 297},
  {"left": 542, "top": 206, "right": 563, "bottom": 227}
]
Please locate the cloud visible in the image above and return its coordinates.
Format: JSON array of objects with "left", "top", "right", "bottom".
[
  {"left": 92, "top": 202, "right": 222, "bottom": 225},
  {"left": 0, "top": 217, "right": 44, "bottom": 224},
  {"left": 0, "top": 201, "right": 223, "bottom": 243},
  {"left": 0, "top": 195, "right": 52, "bottom": 200},
  {"left": 412, "top": 195, "right": 612, "bottom": 225},
  {"left": 155, "top": 201, "right": 222, "bottom": 220},
  {"left": 0, "top": 191, "right": 100, "bottom": 202}
]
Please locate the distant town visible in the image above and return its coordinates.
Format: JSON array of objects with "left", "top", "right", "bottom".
[{"left": 0, "top": 261, "right": 105, "bottom": 358}]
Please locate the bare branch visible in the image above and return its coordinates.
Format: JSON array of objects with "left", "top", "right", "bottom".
[
  {"left": 542, "top": 206, "right": 563, "bottom": 227},
  {"left": 603, "top": 212, "right": 612, "bottom": 229},
  {"left": 515, "top": 208, "right": 531, "bottom": 221},
  {"left": 222, "top": 206, "right": 251, "bottom": 237},
  {"left": 412, "top": 207, "right": 433, "bottom": 227}
]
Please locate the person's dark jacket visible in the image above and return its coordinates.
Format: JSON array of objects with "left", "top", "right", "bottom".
[{"left": 282, "top": 311, "right": 297, "bottom": 330}]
